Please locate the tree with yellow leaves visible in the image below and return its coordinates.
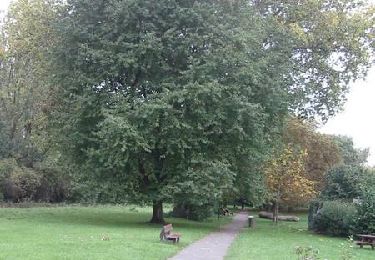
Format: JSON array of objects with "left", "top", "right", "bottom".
[{"left": 265, "top": 146, "right": 316, "bottom": 223}]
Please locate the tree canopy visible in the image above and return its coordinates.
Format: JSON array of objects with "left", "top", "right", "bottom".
[
  {"left": 0, "top": 0, "right": 374, "bottom": 222},
  {"left": 252, "top": 0, "right": 375, "bottom": 120},
  {"left": 49, "top": 0, "right": 374, "bottom": 222},
  {"left": 52, "top": 0, "right": 294, "bottom": 223}
]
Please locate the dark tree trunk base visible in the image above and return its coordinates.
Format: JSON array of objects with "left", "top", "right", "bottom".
[{"left": 150, "top": 200, "right": 165, "bottom": 224}]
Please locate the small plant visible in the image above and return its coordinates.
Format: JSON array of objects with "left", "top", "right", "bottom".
[
  {"left": 339, "top": 236, "right": 354, "bottom": 260},
  {"left": 295, "top": 246, "right": 320, "bottom": 260},
  {"left": 101, "top": 234, "right": 110, "bottom": 241}
]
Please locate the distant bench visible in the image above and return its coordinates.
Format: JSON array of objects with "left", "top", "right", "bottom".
[
  {"left": 160, "top": 224, "right": 181, "bottom": 243},
  {"left": 220, "top": 208, "right": 233, "bottom": 216},
  {"left": 355, "top": 234, "right": 375, "bottom": 249}
]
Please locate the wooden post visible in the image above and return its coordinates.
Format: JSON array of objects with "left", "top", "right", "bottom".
[{"left": 248, "top": 216, "right": 255, "bottom": 228}]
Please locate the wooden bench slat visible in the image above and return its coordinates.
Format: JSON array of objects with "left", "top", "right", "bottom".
[{"left": 160, "top": 224, "right": 181, "bottom": 243}]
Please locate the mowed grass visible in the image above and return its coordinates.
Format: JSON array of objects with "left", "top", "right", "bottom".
[
  {"left": 226, "top": 212, "right": 374, "bottom": 260},
  {"left": 0, "top": 205, "right": 230, "bottom": 260}
]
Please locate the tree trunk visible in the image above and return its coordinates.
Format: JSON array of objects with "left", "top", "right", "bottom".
[
  {"left": 150, "top": 200, "right": 165, "bottom": 224},
  {"left": 272, "top": 201, "right": 279, "bottom": 223}
]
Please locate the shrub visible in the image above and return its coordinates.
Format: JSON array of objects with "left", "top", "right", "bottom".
[
  {"left": 171, "top": 202, "right": 215, "bottom": 221},
  {"left": 34, "top": 167, "right": 70, "bottom": 203},
  {"left": 0, "top": 159, "right": 71, "bottom": 203},
  {"left": 321, "top": 165, "right": 365, "bottom": 201},
  {"left": 354, "top": 201, "right": 375, "bottom": 234},
  {"left": 310, "top": 201, "right": 357, "bottom": 236},
  {"left": 8, "top": 168, "right": 41, "bottom": 201},
  {"left": 353, "top": 171, "right": 375, "bottom": 234}
]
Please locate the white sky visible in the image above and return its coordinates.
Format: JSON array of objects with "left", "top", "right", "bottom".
[
  {"left": 319, "top": 69, "right": 375, "bottom": 166},
  {"left": 1, "top": 0, "right": 374, "bottom": 165},
  {"left": 0, "top": 1, "right": 10, "bottom": 12}
]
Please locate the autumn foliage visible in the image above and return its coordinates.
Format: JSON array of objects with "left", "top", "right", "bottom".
[
  {"left": 266, "top": 146, "right": 316, "bottom": 207},
  {"left": 265, "top": 146, "right": 316, "bottom": 222}
]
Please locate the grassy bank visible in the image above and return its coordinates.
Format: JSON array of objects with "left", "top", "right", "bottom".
[
  {"left": 226, "top": 212, "right": 374, "bottom": 260},
  {"left": 0, "top": 205, "right": 229, "bottom": 259}
]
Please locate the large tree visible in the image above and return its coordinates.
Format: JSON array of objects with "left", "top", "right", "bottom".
[
  {"left": 0, "top": 0, "right": 60, "bottom": 166},
  {"left": 50, "top": 0, "right": 374, "bottom": 223},
  {"left": 52, "top": 0, "right": 291, "bottom": 223},
  {"left": 0, "top": 0, "right": 70, "bottom": 203},
  {"left": 321, "top": 135, "right": 370, "bottom": 200},
  {"left": 252, "top": 0, "right": 375, "bottom": 120},
  {"left": 283, "top": 118, "right": 341, "bottom": 191},
  {"left": 265, "top": 146, "right": 315, "bottom": 222}
]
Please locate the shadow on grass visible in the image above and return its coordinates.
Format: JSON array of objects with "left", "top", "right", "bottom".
[{"left": 14, "top": 207, "right": 228, "bottom": 232}]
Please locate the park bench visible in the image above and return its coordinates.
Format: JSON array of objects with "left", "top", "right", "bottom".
[
  {"left": 355, "top": 234, "right": 375, "bottom": 249},
  {"left": 160, "top": 224, "right": 181, "bottom": 243},
  {"left": 220, "top": 208, "right": 233, "bottom": 216}
]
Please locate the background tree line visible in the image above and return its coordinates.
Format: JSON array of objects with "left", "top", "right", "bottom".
[{"left": 0, "top": 0, "right": 374, "bottom": 223}]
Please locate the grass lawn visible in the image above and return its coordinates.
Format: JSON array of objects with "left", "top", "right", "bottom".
[
  {"left": 0, "top": 205, "right": 230, "bottom": 260},
  {"left": 226, "top": 212, "right": 374, "bottom": 260}
]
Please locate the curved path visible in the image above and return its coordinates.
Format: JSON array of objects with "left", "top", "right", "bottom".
[{"left": 169, "top": 212, "right": 248, "bottom": 260}]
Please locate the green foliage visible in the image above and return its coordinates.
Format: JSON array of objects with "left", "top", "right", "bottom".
[
  {"left": 3, "top": 0, "right": 370, "bottom": 220},
  {"left": 295, "top": 246, "right": 320, "bottom": 260},
  {"left": 313, "top": 168, "right": 375, "bottom": 236},
  {"left": 316, "top": 135, "right": 375, "bottom": 235},
  {"left": 8, "top": 168, "right": 42, "bottom": 201},
  {"left": 50, "top": 0, "right": 375, "bottom": 221},
  {"left": 321, "top": 135, "right": 370, "bottom": 201},
  {"left": 339, "top": 236, "right": 354, "bottom": 260},
  {"left": 252, "top": 0, "right": 375, "bottom": 120},
  {"left": 0, "top": 158, "right": 39, "bottom": 202},
  {"left": 171, "top": 203, "right": 215, "bottom": 221},
  {"left": 34, "top": 167, "right": 70, "bottom": 202},
  {"left": 170, "top": 161, "right": 234, "bottom": 220},
  {"left": 0, "top": 159, "right": 69, "bottom": 202},
  {"left": 0, "top": 0, "right": 60, "bottom": 167},
  {"left": 68, "top": 179, "right": 134, "bottom": 204},
  {"left": 332, "top": 136, "right": 369, "bottom": 165},
  {"left": 310, "top": 201, "right": 357, "bottom": 236},
  {"left": 322, "top": 165, "right": 366, "bottom": 201},
  {"left": 52, "top": 0, "right": 290, "bottom": 221},
  {"left": 354, "top": 169, "right": 375, "bottom": 234}
]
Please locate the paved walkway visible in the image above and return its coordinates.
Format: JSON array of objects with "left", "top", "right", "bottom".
[{"left": 169, "top": 212, "right": 248, "bottom": 260}]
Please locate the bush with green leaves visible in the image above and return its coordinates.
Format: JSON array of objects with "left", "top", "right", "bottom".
[
  {"left": 354, "top": 200, "right": 375, "bottom": 235},
  {"left": 34, "top": 167, "right": 70, "bottom": 203},
  {"left": 171, "top": 202, "right": 216, "bottom": 221},
  {"left": 310, "top": 201, "right": 357, "bottom": 236},
  {"left": 322, "top": 165, "right": 366, "bottom": 201},
  {"left": 169, "top": 161, "right": 234, "bottom": 220},
  {"left": 353, "top": 169, "right": 375, "bottom": 234},
  {"left": 312, "top": 169, "right": 375, "bottom": 236},
  {"left": 0, "top": 159, "right": 70, "bottom": 203}
]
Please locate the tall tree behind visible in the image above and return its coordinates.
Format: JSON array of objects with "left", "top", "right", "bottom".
[
  {"left": 322, "top": 135, "right": 370, "bottom": 200},
  {"left": 252, "top": 0, "right": 375, "bottom": 120},
  {"left": 265, "top": 146, "right": 315, "bottom": 222},
  {"left": 0, "top": 0, "right": 61, "bottom": 166},
  {"left": 283, "top": 118, "right": 341, "bottom": 191}
]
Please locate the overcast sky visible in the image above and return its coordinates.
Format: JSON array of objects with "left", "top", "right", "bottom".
[
  {"left": 0, "top": 1, "right": 10, "bottom": 12},
  {"left": 1, "top": 0, "right": 375, "bottom": 165},
  {"left": 319, "top": 68, "right": 375, "bottom": 166}
]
